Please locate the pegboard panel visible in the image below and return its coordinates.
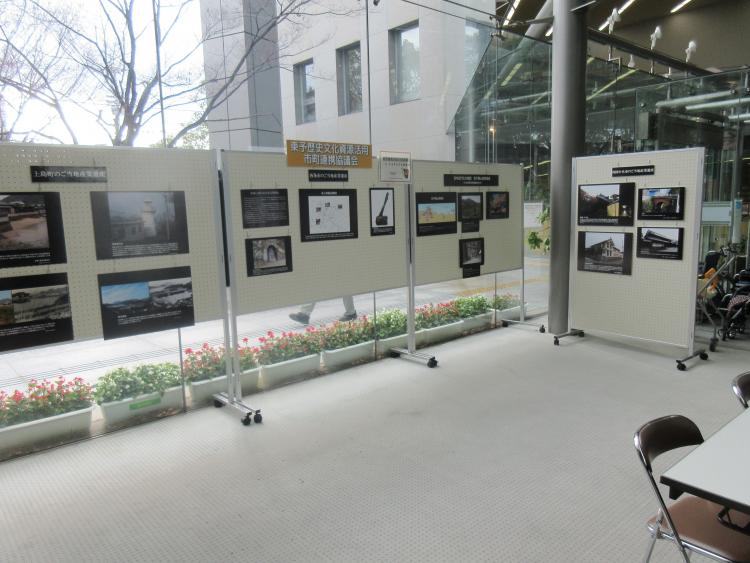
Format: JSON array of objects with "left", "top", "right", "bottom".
[
  {"left": 0, "top": 144, "right": 224, "bottom": 343},
  {"left": 222, "top": 151, "right": 408, "bottom": 315},
  {"left": 569, "top": 148, "right": 704, "bottom": 349},
  {"left": 412, "top": 161, "right": 524, "bottom": 285}
]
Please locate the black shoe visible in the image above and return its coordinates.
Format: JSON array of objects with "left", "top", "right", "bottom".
[
  {"left": 339, "top": 312, "right": 357, "bottom": 322},
  {"left": 289, "top": 312, "right": 310, "bottom": 325}
]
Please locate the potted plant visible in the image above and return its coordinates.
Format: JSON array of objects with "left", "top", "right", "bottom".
[
  {"left": 415, "top": 301, "right": 463, "bottom": 346},
  {"left": 455, "top": 295, "right": 493, "bottom": 332},
  {"left": 183, "top": 342, "right": 227, "bottom": 406},
  {"left": 321, "top": 316, "right": 375, "bottom": 370},
  {"left": 94, "top": 363, "right": 183, "bottom": 428},
  {"left": 374, "top": 308, "right": 408, "bottom": 355},
  {"left": 0, "top": 377, "right": 93, "bottom": 454},
  {"left": 255, "top": 329, "right": 322, "bottom": 390},
  {"left": 492, "top": 293, "right": 524, "bottom": 321}
]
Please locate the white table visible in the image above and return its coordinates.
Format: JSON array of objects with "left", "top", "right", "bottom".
[{"left": 661, "top": 408, "right": 750, "bottom": 515}]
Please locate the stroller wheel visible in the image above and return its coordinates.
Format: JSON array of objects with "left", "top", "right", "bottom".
[{"left": 728, "top": 329, "right": 737, "bottom": 339}]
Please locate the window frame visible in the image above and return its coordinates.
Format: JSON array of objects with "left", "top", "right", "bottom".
[
  {"left": 336, "top": 42, "right": 363, "bottom": 116},
  {"left": 293, "top": 59, "right": 316, "bottom": 124},
  {"left": 389, "top": 21, "right": 420, "bottom": 105}
]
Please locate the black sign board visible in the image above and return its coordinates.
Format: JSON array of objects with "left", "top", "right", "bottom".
[
  {"left": 462, "top": 264, "right": 480, "bottom": 278},
  {"left": 241, "top": 189, "right": 289, "bottom": 228},
  {"left": 444, "top": 174, "right": 498, "bottom": 187},
  {"left": 612, "top": 165, "right": 654, "bottom": 177},
  {"left": 31, "top": 166, "right": 107, "bottom": 183},
  {"left": 308, "top": 170, "right": 349, "bottom": 182}
]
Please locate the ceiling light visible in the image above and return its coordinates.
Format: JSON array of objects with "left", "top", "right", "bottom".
[
  {"left": 545, "top": 26, "right": 553, "bottom": 37},
  {"left": 587, "top": 68, "right": 637, "bottom": 101},
  {"left": 670, "top": 0, "right": 694, "bottom": 13},
  {"left": 503, "top": 0, "right": 523, "bottom": 28},
  {"left": 597, "top": 0, "right": 636, "bottom": 31},
  {"left": 501, "top": 63, "right": 523, "bottom": 86}
]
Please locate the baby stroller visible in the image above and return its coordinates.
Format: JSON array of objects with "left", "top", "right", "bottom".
[{"left": 720, "top": 270, "right": 750, "bottom": 341}]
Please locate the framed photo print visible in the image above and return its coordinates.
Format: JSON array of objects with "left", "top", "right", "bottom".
[
  {"left": 486, "top": 191, "right": 509, "bottom": 219},
  {"left": 416, "top": 192, "right": 457, "bottom": 236},
  {"left": 458, "top": 192, "right": 483, "bottom": 221},
  {"left": 577, "top": 231, "right": 633, "bottom": 275},
  {"left": 369, "top": 188, "right": 395, "bottom": 236},
  {"left": 299, "top": 189, "right": 358, "bottom": 242},
  {"left": 459, "top": 237, "right": 485, "bottom": 267},
  {"left": 637, "top": 187, "right": 685, "bottom": 220},
  {"left": 246, "top": 236, "right": 293, "bottom": 276},
  {"left": 0, "top": 192, "right": 67, "bottom": 269},
  {"left": 577, "top": 183, "right": 635, "bottom": 226},
  {"left": 637, "top": 227, "right": 684, "bottom": 260}
]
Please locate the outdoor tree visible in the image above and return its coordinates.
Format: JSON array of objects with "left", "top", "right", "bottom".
[{"left": 0, "top": 0, "right": 351, "bottom": 147}]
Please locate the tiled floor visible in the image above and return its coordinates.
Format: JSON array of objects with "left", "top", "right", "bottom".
[{"left": 1, "top": 326, "right": 745, "bottom": 562}]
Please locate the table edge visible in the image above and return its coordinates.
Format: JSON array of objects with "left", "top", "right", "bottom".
[{"left": 660, "top": 474, "right": 750, "bottom": 515}]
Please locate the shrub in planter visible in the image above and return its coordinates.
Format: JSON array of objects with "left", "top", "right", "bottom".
[
  {"left": 253, "top": 329, "right": 322, "bottom": 365},
  {"left": 454, "top": 295, "right": 490, "bottom": 318},
  {"left": 374, "top": 309, "right": 407, "bottom": 339},
  {"left": 182, "top": 340, "right": 259, "bottom": 382},
  {"left": 415, "top": 301, "right": 461, "bottom": 329},
  {"left": 322, "top": 316, "right": 374, "bottom": 350},
  {"left": 93, "top": 363, "right": 181, "bottom": 404},
  {"left": 0, "top": 377, "right": 93, "bottom": 428},
  {"left": 491, "top": 293, "right": 521, "bottom": 311}
]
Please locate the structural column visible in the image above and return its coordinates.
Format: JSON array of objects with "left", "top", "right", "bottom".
[{"left": 548, "top": 0, "right": 587, "bottom": 334}]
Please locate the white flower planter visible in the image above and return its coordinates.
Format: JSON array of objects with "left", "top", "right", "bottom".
[
  {"left": 240, "top": 367, "right": 261, "bottom": 396},
  {"left": 0, "top": 406, "right": 93, "bottom": 454},
  {"left": 258, "top": 354, "right": 321, "bottom": 391},
  {"left": 322, "top": 341, "right": 375, "bottom": 371},
  {"left": 461, "top": 312, "right": 494, "bottom": 333},
  {"left": 376, "top": 334, "right": 408, "bottom": 356},
  {"left": 416, "top": 321, "right": 464, "bottom": 347},
  {"left": 495, "top": 304, "right": 526, "bottom": 321},
  {"left": 99, "top": 386, "right": 184, "bottom": 428},
  {"left": 189, "top": 376, "right": 228, "bottom": 406}
]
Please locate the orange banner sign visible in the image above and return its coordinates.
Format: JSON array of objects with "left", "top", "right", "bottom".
[{"left": 286, "top": 140, "right": 372, "bottom": 168}]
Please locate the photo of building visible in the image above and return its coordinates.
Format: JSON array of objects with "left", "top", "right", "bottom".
[
  {"left": 108, "top": 192, "right": 177, "bottom": 245},
  {"left": 580, "top": 231, "right": 631, "bottom": 275}
]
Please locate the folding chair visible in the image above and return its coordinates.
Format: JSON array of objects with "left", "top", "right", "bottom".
[
  {"left": 732, "top": 372, "right": 750, "bottom": 409},
  {"left": 634, "top": 415, "right": 750, "bottom": 563}
]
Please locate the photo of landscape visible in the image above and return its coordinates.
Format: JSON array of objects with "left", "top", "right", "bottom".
[
  {"left": 418, "top": 202, "right": 456, "bottom": 224},
  {"left": 459, "top": 193, "right": 482, "bottom": 221},
  {"left": 0, "top": 290, "right": 13, "bottom": 326},
  {"left": 0, "top": 193, "right": 49, "bottom": 252},
  {"left": 11, "top": 284, "right": 71, "bottom": 323}
]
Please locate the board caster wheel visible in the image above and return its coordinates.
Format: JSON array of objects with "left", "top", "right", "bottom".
[
  {"left": 213, "top": 399, "right": 224, "bottom": 408},
  {"left": 699, "top": 352, "right": 709, "bottom": 361},
  {"left": 709, "top": 340, "right": 717, "bottom": 352},
  {"left": 427, "top": 358, "right": 438, "bottom": 368},
  {"left": 578, "top": 331, "right": 585, "bottom": 337},
  {"left": 539, "top": 326, "right": 546, "bottom": 333},
  {"left": 253, "top": 412, "right": 263, "bottom": 423},
  {"left": 389, "top": 350, "right": 400, "bottom": 358},
  {"left": 501, "top": 321, "right": 509, "bottom": 328},
  {"left": 553, "top": 337, "right": 559, "bottom": 346},
  {"left": 242, "top": 415, "right": 252, "bottom": 426},
  {"left": 676, "top": 362, "right": 686, "bottom": 372}
]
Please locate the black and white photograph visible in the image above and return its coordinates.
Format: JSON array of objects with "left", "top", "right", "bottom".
[
  {"left": 486, "top": 191, "right": 509, "bottom": 219},
  {"left": 370, "top": 188, "right": 395, "bottom": 236},
  {"left": 459, "top": 237, "right": 485, "bottom": 267},
  {"left": 577, "top": 183, "right": 635, "bottom": 226},
  {"left": 416, "top": 192, "right": 457, "bottom": 236},
  {"left": 577, "top": 231, "right": 633, "bottom": 275},
  {"left": 0, "top": 273, "right": 74, "bottom": 352},
  {"left": 98, "top": 267, "right": 194, "bottom": 339},
  {"left": 637, "top": 227, "right": 684, "bottom": 260},
  {"left": 638, "top": 187, "right": 685, "bottom": 220},
  {"left": 241, "top": 189, "right": 289, "bottom": 228},
  {"left": 246, "top": 236, "right": 292, "bottom": 276},
  {"left": 0, "top": 192, "right": 66, "bottom": 268},
  {"left": 299, "top": 189, "right": 358, "bottom": 242},
  {"left": 91, "top": 191, "right": 189, "bottom": 259}
]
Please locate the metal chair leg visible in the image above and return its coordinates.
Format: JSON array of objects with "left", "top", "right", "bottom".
[
  {"left": 642, "top": 530, "right": 658, "bottom": 563},
  {"left": 643, "top": 511, "right": 663, "bottom": 563}
]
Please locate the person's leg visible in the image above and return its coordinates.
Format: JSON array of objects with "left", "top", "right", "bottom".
[
  {"left": 290, "top": 302, "right": 315, "bottom": 324},
  {"left": 339, "top": 296, "right": 357, "bottom": 321}
]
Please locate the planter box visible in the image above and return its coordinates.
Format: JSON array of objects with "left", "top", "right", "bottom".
[
  {"left": 461, "top": 312, "right": 494, "bottom": 333},
  {"left": 0, "top": 406, "right": 93, "bottom": 454},
  {"left": 189, "top": 376, "right": 228, "bottom": 406},
  {"left": 258, "top": 354, "right": 321, "bottom": 391},
  {"left": 376, "top": 333, "right": 408, "bottom": 356},
  {"left": 240, "top": 367, "right": 261, "bottom": 396},
  {"left": 416, "top": 321, "right": 464, "bottom": 347},
  {"left": 495, "top": 304, "right": 526, "bottom": 321},
  {"left": 99, "top": 386, "right": 184, "bottom": 428},
  {"left": 322, "top": 341, "right": 375, "bottom": 371}
]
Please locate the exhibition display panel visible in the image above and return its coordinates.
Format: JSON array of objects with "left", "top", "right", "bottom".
[{"left": 568, "top": 148, "right": 704, "bottom": 366}]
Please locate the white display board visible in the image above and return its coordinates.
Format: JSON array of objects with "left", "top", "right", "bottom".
[
  {"left": 569, "top": 148, "right": 704, "bottom": 350},
  {"left": 222, "top": 152, "right": 524, "bottom": 315},
  {"left": 0, "top": 144, "right": 224, "bottom": 345}
]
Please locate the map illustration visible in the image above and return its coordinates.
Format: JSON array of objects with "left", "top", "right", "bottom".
[{"left": 308, "top": 195, "right": 351, "bottom": 235}]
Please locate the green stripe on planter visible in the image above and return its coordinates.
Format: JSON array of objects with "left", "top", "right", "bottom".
[{"left": 129, "top": 396, "right": 162, "bottom": 410}]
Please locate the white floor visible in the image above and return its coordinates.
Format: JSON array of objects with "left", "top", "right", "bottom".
[{"left": 1, "top": 326, "right": 746, "bottom": 562}]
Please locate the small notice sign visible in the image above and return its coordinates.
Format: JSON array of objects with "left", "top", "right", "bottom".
[
  {"left": 612, "top": 165, "right": 655, "bottom": 177},
  {"left": 379, "top": 151, "right": 411, "bottom": 182},
  {"left": 286, "top": 140, "right": 372, "bottom": 168},
  {"left": 241, "top": 189, "right": 289, "bottom": 229},
  {"left": 31, "top": 166, "right": 107, "bottom": 183},
  {"left": 308, "top": 170, "right": 349, "bottom": 182},
  {"left": 444, "top": 174, "right": 498, "bottom": 187}
]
